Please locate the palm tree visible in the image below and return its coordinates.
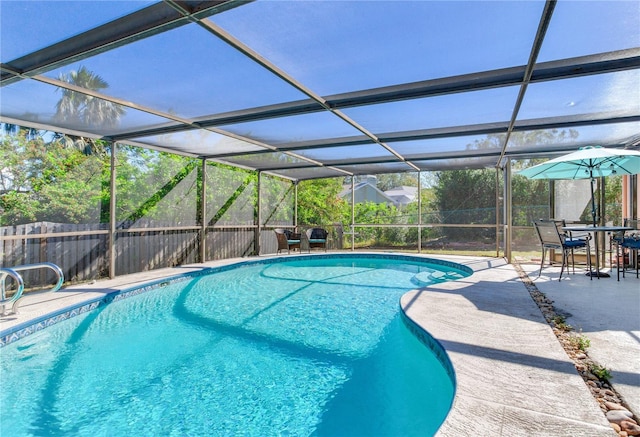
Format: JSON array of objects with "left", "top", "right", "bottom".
[
  {"left": 2, "top": 122, "right": 40, "bottom": 140},
  {"left": 53, "top": 66, "right": 125, "bottom": 154}
]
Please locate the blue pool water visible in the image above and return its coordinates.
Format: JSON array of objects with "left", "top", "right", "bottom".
[{"left": 0, "top": 255, "right": 470, "bottom": 436}]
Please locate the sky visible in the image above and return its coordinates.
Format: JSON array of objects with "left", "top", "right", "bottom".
[{"left": 1, "top": 0, "right": 638, "bottom": 164}]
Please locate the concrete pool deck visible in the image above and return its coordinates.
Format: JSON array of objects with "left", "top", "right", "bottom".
[
  {"left": 403, "top": 255, "right": 638, "bottom": 436},
  {"left": 1, "top": 254, "right": 637, "bottom": 436}
]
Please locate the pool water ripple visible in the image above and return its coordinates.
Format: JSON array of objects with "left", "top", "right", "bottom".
[{"left": 1, "top": 255, "right": 469, "bottom": 436}]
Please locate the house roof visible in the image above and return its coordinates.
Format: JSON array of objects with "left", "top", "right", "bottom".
[
  {"left": 1, "top": 1, "right": 638, "bottom": 181},
  {"left": 339, "top": 181, "right": 395, "bottom": 203},
  {"left": 384, "top": 186, "right": 419, "bottom": 205}
]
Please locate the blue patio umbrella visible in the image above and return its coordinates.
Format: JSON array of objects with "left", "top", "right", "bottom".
[{"left": 518, "top": 146, "right": 640, "bottom": 225}]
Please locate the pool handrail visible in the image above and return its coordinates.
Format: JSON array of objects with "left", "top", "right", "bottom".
[
  {"left": 1, "top": 267, "right": 25, "bottom": 315},
  {"left": 0, "top": 262, "right": 64, "bottom": 315}
]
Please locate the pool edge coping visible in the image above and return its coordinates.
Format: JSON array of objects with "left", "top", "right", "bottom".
[{"left": 1, "top": 253, "right": 470, "bottom": 350}]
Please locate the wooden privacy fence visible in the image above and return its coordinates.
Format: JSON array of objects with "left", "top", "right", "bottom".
[
  {"left": 0, "top": 222, "right": 269, "bottom": 286},
  {"left": 1, "top": 222, "right": 109, "bottom": 287},
  {"left": 2, "top": 221, "right": 509, "bottom": 288}
]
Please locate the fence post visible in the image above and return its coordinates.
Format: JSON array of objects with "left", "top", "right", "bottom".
[{"left": 39, "top": 222, "right": 47, "bottom": 283}]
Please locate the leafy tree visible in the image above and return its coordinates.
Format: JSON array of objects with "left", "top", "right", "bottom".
[
  {"left": 468, "top": 129, "right": 579, "bottom": 154},
  {"left": 350, "top": 201, "right": 397, "bottom": 244},
  {"left": 374, "top": 173, "right": 418, "bottom": 191},
  {"left": 0, "top": 128, "right": 106, "bottom": 225},
  {"left": 261, "top": 174, "right": 293, "bottom": 225},
  {"left": 511, "top": 172, "right": 549, "bottom": 226},
  {"left": 297, "top": 178, "right": 348, "bottom": 225},
  {"left": 432, "top": 169, "right": 497, "bottom": 241},
  {"left": 0, "top": 129, "right": 40, "bottom": 223},
  {"left": 111, "top": 146, "right": 204, "bottom": 226},
  {"left": 205, "top": 162, "right": 257, "bottom": 226},
  {"left": 431, "top": 130, "right": 589, "bottom": 242},
  {"left": 603, "top": 176, "right": 623, "bottom": 225},
  {"left": 0, "top": 66, "right": 130, "bottom": 225}
]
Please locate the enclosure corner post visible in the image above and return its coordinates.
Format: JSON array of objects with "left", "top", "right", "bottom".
[
  {"left": 503, "top": 160, "right": 512, "bottom": 264},
  {"left": 255, "top": 171, "right": 261, "bottom": 256},
  {"left": 418, "top": 171, "right": 422, "bottom": 253},
  {"left": 109, "top": 142, "right": 117, "bottom": 279},
  {"left": 294, "top": 181, "right": 298, "bottom": 229},
  {"left": 200, "top": 158, "right": 207, "bottom": 263},
  {"left": 351, "top": 177, "right": 355, "bottom": 251}
]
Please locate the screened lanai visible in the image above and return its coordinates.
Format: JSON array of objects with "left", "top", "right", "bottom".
[{"left": 1, "top": 0, "right": 639, "bottom": 283}]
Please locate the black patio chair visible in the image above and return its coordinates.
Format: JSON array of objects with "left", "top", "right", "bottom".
[
  {"left": 305, "top": 228, "right": 328, "bottom": 252},
  {"left": 533, "top": 219, "right": 591, "bottom": 281},
  {"left": 613, "top": 219, "right": 640, "bottom": 280}
]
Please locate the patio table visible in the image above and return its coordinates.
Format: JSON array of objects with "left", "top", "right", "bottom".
[{"left": 562, "top": 225, "right": 633, "bottom": 278}]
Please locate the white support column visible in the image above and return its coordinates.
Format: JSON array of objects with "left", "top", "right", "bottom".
[
  {"left": 200, "top": 158, "right": 207, "bottom": 263},
  {"left": 351, "top": 177, "right": 355, "bottom": 251},
  {"left": 418, "top": 171, "right": 422, "bottom": 253},
  {"left": 503, "top": 160, "right": 512, "bottom": 263},
  {"left": 495, "top": 168, "right": 500, "bottom": 256},
  {"left": 294, "top": 181, "right": 298, "bottom": 229},
  {"left": 109, "top": 142, "right": 117, "bottom": 278},
  {"left": 255, "top": 171, "right": 262, "bottom": 256}
]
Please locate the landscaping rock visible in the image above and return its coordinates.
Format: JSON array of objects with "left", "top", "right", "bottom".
[
  {"left": 516, "top": 262, "right": 640, "bottom": 437},
  {"left": 620, "top": 420, "right": 640, "bottom": 436},
  {"left": 607, "top": 410, "right": 634, "bottom": 424},
  {"left": 606, "top": 401, "right": 629, "bottom": 411}
]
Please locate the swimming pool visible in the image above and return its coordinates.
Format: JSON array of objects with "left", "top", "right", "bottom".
[{"left": 0, "top": 254, "right": 471, "bottom": 436}]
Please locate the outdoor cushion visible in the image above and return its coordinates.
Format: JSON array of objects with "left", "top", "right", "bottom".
[
  {"left": 564, "top": 239, "right": 587, "bottom": 248},
  {"left": 622, "top": 237, "right": 640, "bottom": 249},
  {"left": 309, "top": 229, "right": 327, "bottom": 239}
]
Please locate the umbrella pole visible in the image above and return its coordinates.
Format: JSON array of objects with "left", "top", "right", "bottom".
[
  {"left": 588, "top": 173, "right": 609, "bottom": 277},
  {"left": 590, "top": 176, "right": 597, "bottom": 227}
]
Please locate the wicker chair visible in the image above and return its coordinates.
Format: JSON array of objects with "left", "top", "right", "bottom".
[{"left": 274, "top": 228, "right": 301, "bottom": 254}]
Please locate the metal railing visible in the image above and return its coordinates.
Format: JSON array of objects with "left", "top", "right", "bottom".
[{"left": 0, "top": 263, "right": 64, "bottom": 315}]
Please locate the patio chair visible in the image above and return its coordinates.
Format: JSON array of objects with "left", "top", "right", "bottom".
[
  {"left": 533, "top": 219, "right": 591, "bottom": 281},
  {"left": 305, "top": 227, "right": 328, "bottom": 252},
  {"left": 614, "top": 219, "right": 640, "bottom": 280},
  {"left": 542, "top": 219, "right": 589, "bottom": 269},
  {"left": 274, "top": 228, "right": 301, "bottom": 254}
]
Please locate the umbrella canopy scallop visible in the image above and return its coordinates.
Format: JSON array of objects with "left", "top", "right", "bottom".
[{"left": 518, "top": 146, "right": 640, "bottom": 180}]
